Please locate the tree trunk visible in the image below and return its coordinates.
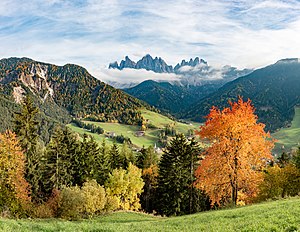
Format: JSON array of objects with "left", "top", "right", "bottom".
[{"left": 232, "top": 156, "right": 238, "bottom": 205}]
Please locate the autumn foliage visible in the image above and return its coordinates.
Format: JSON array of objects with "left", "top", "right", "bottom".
[
  {"left": 195, "top": 98, "right": 275, "bottom": 206},
  {"left": 0, "top": 131, "right": 31, "bottom": 214}
]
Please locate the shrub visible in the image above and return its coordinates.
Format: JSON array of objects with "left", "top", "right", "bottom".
[
  {"left": 104, "top": 195, "right": 119, "bottom": 212},
  {"left": 32, "top": 189, "right": 61, "bottom": 218},
  {"left": 257, "top": 164, "right": 300, "bottom": 201},
  {"left": 81, "top": 180, "right": 106, "bottom": 216},
  {"left": 58, "top": 180, "right": 108, "bottom": 219},
  {"left": 58, "top": 186, "right": 84, "bottom": 220}
]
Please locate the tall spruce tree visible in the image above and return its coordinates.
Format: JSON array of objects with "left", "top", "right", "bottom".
[
  {"left": 156, "top": 134, "right": 209, "bottom": 216},
  {"left": 109, "top": 142, "right": 122, "bottom": 170},
  {"left": 94, "top": 139, "right": 111, "bottom": 185},
  {"left": 137, "top": 146, "right": 159, "bottom": 213},
  {"left": 74, "top": 134, "right": 100, "bottom": 186},
  {"left": 44, "top": 127, "right": 80, "bottom": 192},
  {"left": 119, "top": 142, "right": 135, "bottom": 169},
  {"left": 13, "top": 96, "right": 43, "bottom": 202}
]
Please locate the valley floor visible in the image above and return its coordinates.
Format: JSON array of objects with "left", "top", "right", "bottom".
[
  {"left": 0, "top": 197, "right": 299, "bottom": 232},
  {"left": 273, "top": 107, "right": 300, "bottom": 154}
]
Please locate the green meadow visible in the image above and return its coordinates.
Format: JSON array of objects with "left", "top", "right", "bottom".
[
  {"left": 68, "top": 109, "right": 202, "bottom": 148},
  {"left": 0, "top": 197, "right": 299, "bottom": 232},
  {"left": 272, "top": 107, "right": 300, "bottom": 154}
]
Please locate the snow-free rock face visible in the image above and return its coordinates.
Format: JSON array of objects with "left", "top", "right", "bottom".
[
  {"left": 174, "top": 57, "right": 207, "bottom": 72},
  {"left": 135, "top": 55, "right": 173, "bottom": 73},
  {"left": 107, "top": 55, "right": 253, "bottom": 89},
  {"left": 109, "top": 55, "right": 208, "bottom": 73},
  {"left": 19, "top": 63, "right": 54, "bottom": 101},
  {"left": 109, "top": 54, "right": 173, "bottom": 73}
]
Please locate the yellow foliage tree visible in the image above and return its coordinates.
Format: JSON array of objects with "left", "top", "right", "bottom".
[
  {"left": 0, "top": 131, "right": 31, "bottom": 214},
  {"left": 105, "top": 163, "right": 144, "bottom": 210},
  {"left": 195, "top": 98, "right": 275, "bottom": 206},
  {"left": 258, "top": 164, "right": 300, "bottom": 200}
]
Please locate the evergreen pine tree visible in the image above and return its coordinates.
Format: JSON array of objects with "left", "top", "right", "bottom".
[
  {"left": 109, "top": 142, "right": 122, "bottom": 170},
  {"left": 74, "top": 134, "right": 100, "bottom": 186},
  {"left": 119, "top": 142, "right": 135, "bottom": 169},
  {"left": 94, "top": 139, "right": 111, "bottom": 185},
  {"left": 44, "top": 127, "right": 80, "bottom": 192},
  {"left": 155, "top": 134, "right": 209, "bottom": 216},
  {"left": 13, "top": 96, "right": 43, "bottom": 202},
  {"left": 138, "top": 146, "right": 159, "bottom": 213}
]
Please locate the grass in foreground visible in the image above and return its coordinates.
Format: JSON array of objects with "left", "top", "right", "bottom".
[
  {"left": 0, "top": 197, "right": 299, "bottom": 232},
  {"left": 272, "top": 107, "right": 300, "bottom": 154}
]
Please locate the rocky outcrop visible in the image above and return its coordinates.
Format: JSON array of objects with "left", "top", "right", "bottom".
[{"left": 109, "top": 54, "right": 173, "bottom": 73}]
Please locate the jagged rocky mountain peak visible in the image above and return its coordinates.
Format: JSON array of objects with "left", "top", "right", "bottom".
[{"left": 108, "top": 54, "right": 209, "bottom": 73}]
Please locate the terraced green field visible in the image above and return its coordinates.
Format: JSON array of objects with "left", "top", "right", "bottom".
[
  {"left": 0, "top": 197, "right": 299, "bottom": 232},
  {"left": 272, "top": 107, "right": 300, "bottom": 154},
  {"left": 68, "top": 109, "right": 201, "bottom": 148}
]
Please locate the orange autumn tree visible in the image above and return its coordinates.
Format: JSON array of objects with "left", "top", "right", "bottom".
[
  {"left": 0, "top": 130, "right": 31, "bottom": 214},
  {"left": 195, "top": 97, "right": 274, "bottom": 206}
]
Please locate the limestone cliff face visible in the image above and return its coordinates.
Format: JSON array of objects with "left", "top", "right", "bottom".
[{"left": 18, "top": 63, "right": 54, "bottom": 102}]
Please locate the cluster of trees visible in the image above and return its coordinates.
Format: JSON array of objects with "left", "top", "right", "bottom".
[
  {"left": 1, "top": 96, "right": 299, "bottom": 219},
  {"left": 257, "top": 151, "right": 300, "bottom": 200},
  {"left": 158, "top": 124, "right": 178, "bottom": 146},
  {"left": 0, "top": 96, "right": 211, "bottom": 218},
  {"left": 72, "top": 119, "right": 104, "bottom": 134},
  {"left": 114, "top": 134, "right": 132, "bottom": 144}
]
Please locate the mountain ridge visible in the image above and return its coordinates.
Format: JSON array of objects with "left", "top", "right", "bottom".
[
  {"left": 183, "top": 58, "right": 300, "bottom": 131},
  {"left": 107, "top": 54, "right": 252, "bottom": 89},
  {"left": 0, "top": 57, "right": 155, "bottom": 141},
  {"left": 109, "top": 54, "right": 208, "bottom": 74}
]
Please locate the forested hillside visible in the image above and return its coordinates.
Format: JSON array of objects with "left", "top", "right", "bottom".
[
  {"left": 184, "top": 59, "right": 300, "bottom": 132},
  {"left": 124, "top": 80, "right": 219, "bottom": 114},
  {"left": 0, "top": 57, "right": 153, "bottom": 141}
]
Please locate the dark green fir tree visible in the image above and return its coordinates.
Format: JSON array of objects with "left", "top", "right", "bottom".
[
  {"left": 156, "top": 134, "right": 210, "bottom": 216},
  {"left": 13, "top": 96, "right": 43, "bottom": 202}
]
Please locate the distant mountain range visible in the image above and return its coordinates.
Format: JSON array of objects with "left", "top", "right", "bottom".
[
  {"left": 183, "top": 58, "right": 300, "bottom": 132},
  {"left": 109, "top": 54, "right": 207, "bottom": 73},
  {"left": 2, "top": 56, "right": 300, "bottom": 139},
  {"left": 108, "top": 54, "right": 252, "bottom": 88}
]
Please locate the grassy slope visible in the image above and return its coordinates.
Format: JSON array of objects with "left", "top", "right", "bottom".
[
  {"left": 1, "top": 198, "right": 299, "bottom": 232},
  {"left": 272, "top": 107, "right": 300, "bottom": 154},
  {"left": 68, "top": 109, "right": 202, "bottom": 148}
]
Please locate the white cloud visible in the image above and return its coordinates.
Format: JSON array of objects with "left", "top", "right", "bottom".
[
  {"left": 0, "top": 0, "right": 300, "bottom": 80},
  {"left": 96, "top": 68, "right": 181, "bottom": 85}
]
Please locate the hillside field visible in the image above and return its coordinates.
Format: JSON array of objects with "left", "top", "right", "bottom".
[
  {"left": 68, "top": 109, "right": 202, "bottom": 148},
  {"left": 0, "top": 197, "right": 299, "bottom": 231},
  {"left": 272, "top": 107, "right": 300, "bottom": 154}
]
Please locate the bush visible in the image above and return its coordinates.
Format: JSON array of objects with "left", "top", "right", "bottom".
[
  {"left": 58, "top": 186, "right": 84, "bottom": 220},
  {"left": 104, "top": 195, "right": 119, "bottom": 212},
  {"left": 257, "top": 164, "right": 300, "bottom": 201},
  {"left": 32, "top": 189, "right": 61, "bottom": 218},
  {"left": 58, "top": 180, "right": 108, "bottom": 219},
  {"left": 81, "top": 180, "right": 106, "bottom": 216}
]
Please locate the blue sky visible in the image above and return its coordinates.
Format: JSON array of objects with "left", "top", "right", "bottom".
[{"left": 1, "top": 0, "right": 300, "bottom": 81}]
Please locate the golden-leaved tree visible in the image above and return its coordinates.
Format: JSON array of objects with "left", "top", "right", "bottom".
[
  {"left": 195, "top": 97, "right": 274, "bottom": 206},
  {"left": 0, "top": 131, "right": 31, "bottom": 215},
  {"left": 105, "top": 163, "right": 144, "bottom": 210}
]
